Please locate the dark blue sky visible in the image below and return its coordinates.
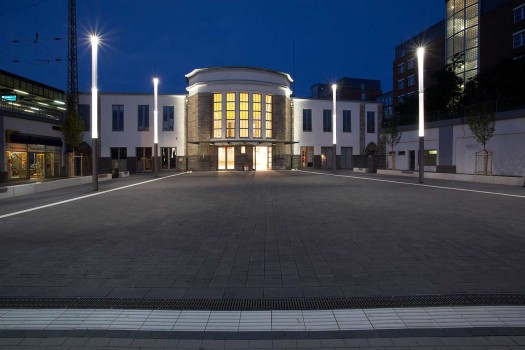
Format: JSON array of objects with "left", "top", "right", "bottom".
[{"left": 1, "top": 0, "right": 443, "bottom": 98}]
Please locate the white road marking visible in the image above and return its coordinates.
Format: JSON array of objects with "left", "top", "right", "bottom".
[
  {"left": 298, "top": 170, "right": 525, "bottom": 199},
  {"left": 0, "top": 173, "right": 186, "bottom": 219}
]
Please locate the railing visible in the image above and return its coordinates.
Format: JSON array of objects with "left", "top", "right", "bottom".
[
  {"left": 0, "top": 99, "right": 65, "bottom": 122},
  {"left": 393, "top": 95, "right": 525, "bottom": 126}
]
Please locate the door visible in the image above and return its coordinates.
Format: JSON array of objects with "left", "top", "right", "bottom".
[
  {"left": 341, "top": 147, "right": 353, "bottom": 169},
  {"left": 300, "top": 147, "right": 314, "bottom": 168},
  {"left": 218, "top": 147, "right": 234, "bottom": 170},
  {"left": 161, "top": 147, "right": 177, "bottom": 169},
  {"left": 253, "top": 146, "right": 271, "bottom": 171},
  {"left": 136, "top": 147, "right": 152, "bottom": 172},
  {"left": 30, "top": 153, "right": 45, "bottom": 178},
  {"left": 321, "top": 147, "right": 333, "bottom": 169},
  {"left": 409, "top": 150, "right": 415, "bottom": 171}
]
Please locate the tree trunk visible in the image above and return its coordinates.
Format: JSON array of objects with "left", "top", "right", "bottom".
[{"left": 483, "top": 146, "right": 488, "bottom": 176}]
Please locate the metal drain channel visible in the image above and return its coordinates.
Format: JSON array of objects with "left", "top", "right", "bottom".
[{"left": 1, "top": 294, "right": 525, "bottom": 310}]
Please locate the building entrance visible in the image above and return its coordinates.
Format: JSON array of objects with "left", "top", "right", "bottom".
[
  {"left": 253, "top": 146, "right": 271, "bottom": 171},
  {"left": 218, "top": 146, "right": 235, "bottom": 170}
]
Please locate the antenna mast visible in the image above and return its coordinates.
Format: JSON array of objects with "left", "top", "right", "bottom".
[{"left": 67, "top": 0, "right": 79, "bottom": 117}]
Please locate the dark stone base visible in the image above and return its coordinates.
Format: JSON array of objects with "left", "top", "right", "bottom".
[
  {"left": 437, "top": 165, "right": 457, "bottom": 173},
  {"left": 291, "top": 155, "right": 301, "bottom": 169},
  {"left": 0, "top": 171, "right": 7, "bottom": 183}
]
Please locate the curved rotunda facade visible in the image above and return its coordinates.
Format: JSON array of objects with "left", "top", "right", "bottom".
[{"left": 185, "top": 67, "right": 295, "bottom": 171}]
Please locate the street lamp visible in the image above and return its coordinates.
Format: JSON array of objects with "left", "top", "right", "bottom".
[
  {"left": 332, "top": 83, "right": 337, "bottom": 173},
  {"left": 153, "top": 77, "right": 159, "bottom": 177},
  {"left": 417, "top": 47, "right": 425, "bottom": 184},
  {"left": 91, "top": 35, "right": 99, "bottom": 191}
]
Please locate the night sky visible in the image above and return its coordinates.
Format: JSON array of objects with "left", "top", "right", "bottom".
[{"left": 1, "top": 0, "right": 443, "bottom": 98}]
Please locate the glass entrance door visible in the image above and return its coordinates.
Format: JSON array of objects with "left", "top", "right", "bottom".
[
  {"left": 253, "top": 146, "right": 271, "bottom": 171},
  {"left": 218, "top": 147, "right": 235, "bottom": 170},
  {"left": 30, "top": 153, "right": 45, "bottom": 179}
]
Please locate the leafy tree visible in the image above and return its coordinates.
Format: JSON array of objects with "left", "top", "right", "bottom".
[
  {"left": 425, "top": 53, "right": 464, "bottom": 114},
  {"left": 380, "top": 116, "right": 402, "bottom": 169},
  {"left": 62, "top": 111, "right": 85, "bottom": 154},
  {"left": 467, "top": 102, "right": 496, "bottom": 175}
]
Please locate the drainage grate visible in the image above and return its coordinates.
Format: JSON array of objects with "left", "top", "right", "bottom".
[{"left": 0, "top": 294, "right": 524, "bottom": 310}]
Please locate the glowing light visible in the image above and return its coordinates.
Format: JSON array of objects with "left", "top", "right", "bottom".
[
  {"left": 91, "top": 34, "right": 99, "bottom": 139},
  {"left": 14, "top": 89, "right": 29, "bottom": 95},
  {"left": 29, "top": 106, "right": 39, "bottom": 110},
  {"left": 153, "top": 77, "right": 159, "bottom": 144},
  {"left": 332, "top": 84, "right": 337, "bottom": 145},
  {"left": 54, "top": 100, "right": 65, "bottom": 105},
  {"left": 37, "top": 102, "right": 49, "bottom": 106},
  {"left": 417, "top": 47, "right": 425, "bottom": 138}
]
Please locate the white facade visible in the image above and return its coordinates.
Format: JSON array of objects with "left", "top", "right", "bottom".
[
  {"left": 392, "top": 114, "right": 525, "bottom": 176},
  {"left": 79, "top": 93, "right": 185, "bottom": 171}
]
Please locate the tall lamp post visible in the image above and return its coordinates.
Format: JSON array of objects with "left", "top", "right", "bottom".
[
  {"left": 153, "top": 77, "right": 159, "bottom": 177},
  {"left": 417, "top": 47, "right": 425, "bottom": 184},
  {"left": 332, "top": 84, "right": 337, "bottom": 173},
  {"left": 91, "top": 35, "right": 99, "bottom": 191}
]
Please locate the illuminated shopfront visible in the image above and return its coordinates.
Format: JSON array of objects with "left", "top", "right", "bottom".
[{"left": 5, "top": 143, "right": 62, "bottom": 180}]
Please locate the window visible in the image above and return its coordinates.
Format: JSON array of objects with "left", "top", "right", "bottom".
[
  {"left": 514, "top": 4, "right": 525, "bottom": 23},
  {"left": 110, "top": 147, "right": 127, "bottom": 170},
  {"left": 343, "top": 110, "right": 351, "bottom": 132},
  {"left": 265, "top": 95, "right": 272, "bottom": 138},
  {"left": 112, "top": 105, "right": 124, "bottom": 131},
  {"left": 78, "top": 104, "right": 90, "bottom": 131},
  {"left": 513, "top": 30, "right": 525, "bottom": 48},
  {"left": 423, "top": 149, "right": 437, "bottom": 166},
  {"left": 302, "top": 109, "right": 312, "bottom": 131},
  {"left": 213, "top": 93, "right": 222, "bottom": 138},
  {"left": 407, "top": 58, "right": 415, "bottom": 70},
  {"left": 323, "top": 109, "right": 332, "bottom": 132},
  {"left": 239, "top": 93, "right": 249, "bottom": 138},
  {"left": 407, "top": 75, "right": 415, "bottom": 87},
  {"left": 397, "top": 95, "right": 404, "bottom": 103},
  {"left": 397, "top": 63, "right": 405, "bottom": 74},
  {"left": 162, "top": 106, "right": 174, "bottom": 131},
  {"left": 137, "top": 105, "right": 149, "bottom": 131},
  {"left": 253, "top": 93, "right": 261, "bottom": 138},
  {"left": 397, "top": 79, "right": 405, "bottom": 90},
  {"left": 367, "top": 111, "right": 375, "bottom": 133},
  {"left": 398, "top": 151, "right": 406, "bottom": 156},
  {"left": 226, "top": 92, "right": 235, "bottom": 138}
]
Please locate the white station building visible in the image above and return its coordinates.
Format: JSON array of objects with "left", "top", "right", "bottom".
[{"left": 77, "top": 67, "right": 382, "bottom": 173}]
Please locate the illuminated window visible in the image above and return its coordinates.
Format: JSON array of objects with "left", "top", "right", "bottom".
[
  {"left": 265, "top": 95, "right": 272, "bottom": 138},
  {"left": 253, "top": 93, "right": 261, "bottom": 138},
  {"left": 213, "top": 93, "right": 222, "bottom": 138},
  {"left": 423, "top": 149, "right": 437, "bottom": 166},
  {"left": 226, "top": 93, "right": 236, "bottom": 138},
  {"left": 239, "top": 93, "right": 249, "bottom": 138}
]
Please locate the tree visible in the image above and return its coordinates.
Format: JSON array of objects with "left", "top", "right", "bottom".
[
  {"left": 62, "top": 110, "right": 84, "bottom": 154},
  {"left": 425, "top": 53, "right": 464, "bottom": 114},
  {"left": 467, "top": 102, "right": 496, "bottom": 176},
  {"left": 380, "top": 117, "right": 402, "bottom": 169}
]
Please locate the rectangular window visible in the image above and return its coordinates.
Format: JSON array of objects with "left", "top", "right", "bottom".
[
  {"left": 162, "top": 106, "right": 174, "bottom": 131},
  {"left": 397, "top": 79, "right": 405, "bottom": 90},
  {"left": 397, "top": 63, "right": 405, "bottom": 74},
  {"left": 514, "top": 4, "right": 525, "bottom": 23},
  {"left": 78, "top": 104, "right": 90, "bottom": 131},
  {"left": 423, "top": 149, "right": 437, "bottom": 166},
  {"left": 407, "top": 58, "right": 415, "bottom": 70},
  {"left": 513, "top": 30, "right": 525, "bottom": 48},
  {"left": 323, "top": 109, "right": 332, "bottom": 132},
  {"left": 226, "top": 92, "right": 235, "bottom": 138},
  {"left": 398, "top": 95, "right": 404, "bottom": 103},
  {"left": 112, "top": 105, "right": 124, "bottom": 131},
  {"left": 137, "top": 105, "right": 149, "bottom": 131},
  {"left": 253, "top": 93, "right": 261, "bottom": 138},
  {"left": 213, "top": 93, "right": 222, "bottom": 138},
  {"left": 110, "top": 147, "right": 127, "bottom": 170},
  {"left": 367, "top": 111, "right": 375, "bottom": 133},
  {"left": 302, "top": 109, "right": 312, "bottom": 131},
  {"left": 407, "top": 75, "right": 415, "bottom": 87},
  {"left": 265, "top": 95, "right": 272, "bottom": 138},
  {"left": 343, "top": 110, "right": 351, "bottom": 133},
  {"left": 239, "top": 93, "right": 249, "bottom": 138}
]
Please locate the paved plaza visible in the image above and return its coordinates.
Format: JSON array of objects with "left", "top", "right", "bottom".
[{"left": 1, "top": 170, "right": 524, "bottom": 348}]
